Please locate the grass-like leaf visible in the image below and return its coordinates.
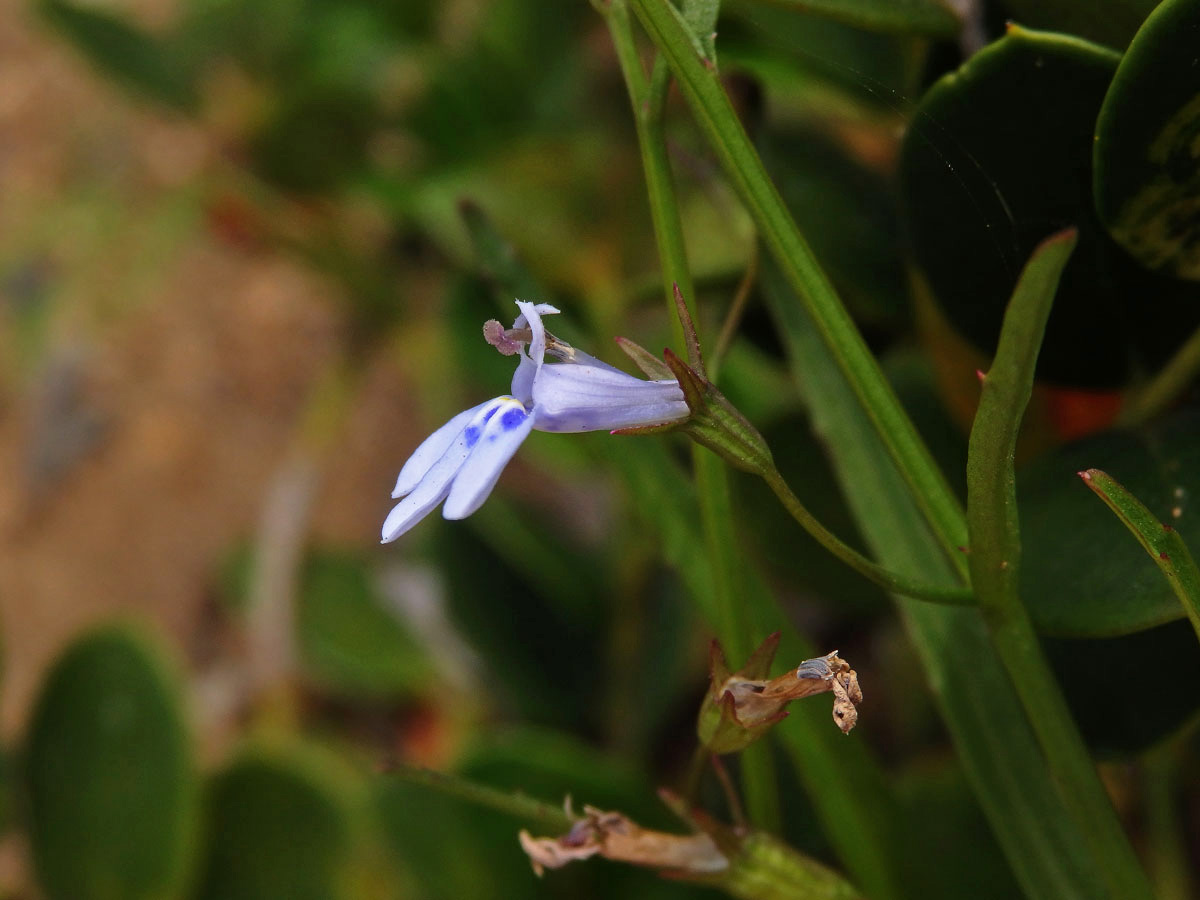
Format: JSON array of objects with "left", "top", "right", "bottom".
[
  {"left": 630, "top": 0, "right": 969, "bottom": 570},
  {"left": 760, "top": 256, "right": 1112, "bottom": 900},
  {"left": 966, "top": 228, "right": 1155, "bottom": 900}
]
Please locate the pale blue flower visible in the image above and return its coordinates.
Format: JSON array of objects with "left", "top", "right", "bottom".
[{"left": 381, "top": 301, "right": 688, "bottom": 543}]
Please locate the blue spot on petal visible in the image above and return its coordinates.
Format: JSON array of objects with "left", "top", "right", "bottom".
[
  {"left": 464, "top": 426, "right": 480, "bottom": 447},
  {"left": 481, "top": 405, "right": 501, "bottom": 424},
  {"left": 500, "top": 407, "right": 527, "bottom": 430}
]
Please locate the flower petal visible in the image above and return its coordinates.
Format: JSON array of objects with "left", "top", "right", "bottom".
[
  {"left": 511, "top": 300, "right": 551, "bottom": 403},
  {"left": 392, "top": 400, "right": 492, "bottom": 498},
  {"left": 443, "top": 398, "right": 535, "bottom": 519},
  {"left": 381, "top": 398, "right": 511, "bottom": 542},
  {"left": 532, "top": 364, "right": 688, "bottom": 432}
]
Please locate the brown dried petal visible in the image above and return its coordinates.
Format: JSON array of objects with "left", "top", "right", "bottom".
[
  {"left": 520, "top": 806, "right": 729, "bottom": 878},
  {"left": 715, "top": 651, "right": 862, "bottom": 735}
]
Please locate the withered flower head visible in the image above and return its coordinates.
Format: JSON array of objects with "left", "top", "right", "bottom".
[
  {"left": 520, "top": 792, "right": 865, "bottom": 898},
  {"left": 519, "top": 802, "right": 727, "bottom": 878},
  {"left": 698, "top": 633, "right": 862, "bottom": 754}
]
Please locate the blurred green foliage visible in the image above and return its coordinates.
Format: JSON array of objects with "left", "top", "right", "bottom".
[
  {"left": 16, "top": 0, "right": 1200, "bottom": 897},
  {"left": 27, "top": 626, "right": 198, "bottom": 900}
]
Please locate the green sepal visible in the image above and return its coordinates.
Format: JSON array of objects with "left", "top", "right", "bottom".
[
  {"left": 614, "top": 335, "right": 676, "bottom": 380},
  {"left": 697, "top": 634, "right": 785, "bottom": 755},
  {"left": 662, "top": 349, "right": 775, "bottom": 475}
]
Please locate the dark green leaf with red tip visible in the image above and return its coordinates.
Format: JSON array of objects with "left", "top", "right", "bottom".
[
  {"left": 1078, "top": 468, "right": 1200, "bottom": 641},
  {"left": 1020, "top": 409, "right": 1200, "bottom": 636}
]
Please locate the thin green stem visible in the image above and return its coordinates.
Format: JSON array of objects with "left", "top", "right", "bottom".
[
  {"left": 387, "top": 764, "right": 573, "bottom": 832},
  {"left": 1145, "top": 741, "right": 1195, "bottom": 900},
  {"left": 761, "top": 467, "right": 975, "bottom": 605},
  {"left": 710, "top": 245, "right": 759, "bottom": 382},
  {"left": 602, "top": 0, "right": 778, "bottom": 832},
  {"left": 967, "top": 229, "right": 1154, "bottom": 900},
  {"left": 629, "top": 0, "right": 969, "bottom": 578},
  {"left": 1119, "top": 319, "right": 1200, "bottom": 426}
]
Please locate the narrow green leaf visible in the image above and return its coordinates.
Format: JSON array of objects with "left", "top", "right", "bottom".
[
  {"left": 968, "top": 229, "right": 1079, "bottom": 610},
  {"left": 1094, "top": 0, "right": 1200, "bottom": 279},
  {"left": 1079, "top": 468, "right": 1200, "bottom": 643},
  {"left": 760, "top": 256, "right": 1112, "bottom": 900},
  {"left": 40, "top": 0, "right": 199, "bottom": 110},
  {"left": 966, "top": 229, "right": 1156, "bottom": 900},
  {"left": 28, "top": 624, "right": 199, "bottom": 900},
  {"left": 735, "top": 0, "right": 961, "bottom": 37},
  {"left": 631, "top": 0, "right": 970, "bottom": 570}
]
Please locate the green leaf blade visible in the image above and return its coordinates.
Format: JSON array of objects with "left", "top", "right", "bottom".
[
  {"left": 965, "top": 230, "right": 1156, "bottom": 900},
  {"left": 196, "top": 743, "right": 363, "bottom": 900},
  {"left": 1094, "top": 0, "right": 1200, "bottom": 279},
  {"left": 28, "top": 625, "right": 199, "bottom": 900},
  {"left": 631, "top": 0, "right": 970, "bottom": 565},
  {"left": 1080, "top": 468, "right": 1200, "bottom": 642},
  {"left": 40, "top": 0, "right": 199, "bottom": 111},
  {"left": 968, "top": 227, "right": 1079, "bottom": 603},
  {"left": 737, "top": 0, "right": 961, "bottom": 37},
  {"left": 760, "top": 256, "right": 1113, "bottom": 900}
]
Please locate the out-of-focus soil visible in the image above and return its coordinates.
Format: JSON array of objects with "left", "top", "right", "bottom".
[{"left": 0, "top": 0, "right": 414, "bottom": 741}]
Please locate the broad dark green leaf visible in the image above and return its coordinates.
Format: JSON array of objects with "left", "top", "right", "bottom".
[
  {"left": 196, "top": 743, "right": 361, "bottom": 900},
  {"left": 734, "top": 0, "right": 960, "bottom": 37},
  {"left": 894, "top": 764, "right": 1022, "bottom": 900},
  {"left": 1046, "top": 620, "right": 1200, "bottom": 755},
  {"left": 900, "top": 26, "right": 1200, "bottom": 388},
  {"left": 28, "top": 625, "right": 198, "bottom": 900},
  {"left": 1021, "top": 410, "right": 1200, "bottom": 636},
  {"left": 1095, "top": 0, "right": 1200, "bottom": 279},
  {"left": 40, "top": 0, "right": 199, "bottom": 110},
  {"left": 999, "top": 0, "right": 1160, "bottom": 50}
]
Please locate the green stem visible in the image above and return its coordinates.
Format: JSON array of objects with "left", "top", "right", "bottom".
[
  {"left": 1119, "top": 319, "right": 1200, "bottom": 426},
  {"left": 629, "top": 0, "right": 969, "bottom": 576},
  {"left": 1144, "top": 741, "right": 1194, "bottom": 900},
  {"left": 387, "top": 764, "right": 574, "bottom": 832},
  {"left": 603, "top": 0, "right": 779, "bottom": 833},
  {"left": 761, "top": 467, "right": 975, "bottom": 605},
  {"left": 710, "top": 245, "right": 758, "bottom": 381},
  {"left": 966, "top": 229, "right": 1154, "bottom": 900}
]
